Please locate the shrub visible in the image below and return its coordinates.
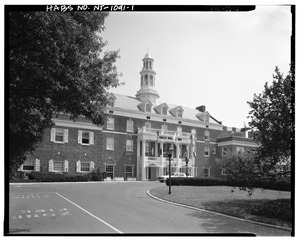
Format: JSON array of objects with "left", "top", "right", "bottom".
[
  {"left": 26, "top": 172, "right": 92, "bottom": 182},
  {"left": 166, "top": 177, "right": 228, "bottom": 186},
  {"left": 166, "top": 177, "right": 291, "bottom": 192},
  {"left": 249, "top": 199, "right": 292, "bottom": 222}
]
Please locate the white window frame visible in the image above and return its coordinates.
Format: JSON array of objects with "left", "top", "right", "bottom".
[
  {"left": 221, "top": 168, "right": 228, "bottom": 176},
  {"left": 126, "top": 139, "right": 134, "bottom": 152},
  {"left": 125, "top": 165, "right": 134, "bottom": 178},
  {"left": 105, "top": 164, "right": 114, "bottom": 179},
  {"left": 49, "top": 159, "right": 68, "bottom": 173},
  {"left": 107, "top": 117, "right": 115, "bottom": 130},
  {"left": 146, "top": 104, "right": 151, "bottom": 113},
  {"left": 51, "top": 128, "right": 68, "bottom": 143},
  {"left": 76, "top": 160, "right": 95, "bottom": 173},
  {"left": 18, "top": 159, "right": 41, "bottom": 172},
  {"left": 126, "top": 119, "right": 134, "bottom": 132},
  {"left": 204, "top": 167, "right": 210, "bottom": 177},
  {"left": 162, "top": 106, "right": 167, "bottom": 115},
  {"left": 106, "top": 137, "right": 114, "bottom": 150},
  {"left": 204, "top": 130, "right": 210, "bottom": 141},
  {"left": 236, "top": 146, "right": 245, "bottom": 154},
  {"left": 204, "top": 147, "right": 210, "bottom": 157},
  {"left": 78, "top": 130, "right": 94, "bottom": 145},
  {"left": 222, "top": 147, "right": 228, "bottom": 157},
  {"left": 177, "top": 109, "right": 183, "bottom": 118}
]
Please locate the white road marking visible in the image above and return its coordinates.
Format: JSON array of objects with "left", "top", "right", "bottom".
[{"left": 55, "top": 192, "right": 123, "bottom": 234}]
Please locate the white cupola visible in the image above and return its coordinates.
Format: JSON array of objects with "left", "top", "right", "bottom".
[{"left": 136, "top": 52, "right": 159, "bottom": 105}]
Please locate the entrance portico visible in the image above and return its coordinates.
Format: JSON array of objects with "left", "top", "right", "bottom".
[{"left": 137, "top": 126, "right": 197, "bottom": 181}]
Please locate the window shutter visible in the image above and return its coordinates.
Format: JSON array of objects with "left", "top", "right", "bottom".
[
  {"left": 64, "top": 129, "right": 69, "bottom": 143},
  {"left": 78, "top": 130, "right": 82, "bottom": 144},
  {"left": 35, "top": 159, "right": 40, "bottom": 172},
  {"left": 64, "top": 160, "right": 69, "bottom": 172},
  {"left": 51, "top": 128, "right": 55, "bottom": 142},
  {"left": 76, "top": 160, "right": 81, "bottom": 172},
  {"left": 90, "top": 132, "right": 94, "bottom": 145},
  {"left": 90, "top": 161, "right": 94, "bottom": 172},
  {"left": 49, "top": 159, "right": 53, "bottom": 172}
]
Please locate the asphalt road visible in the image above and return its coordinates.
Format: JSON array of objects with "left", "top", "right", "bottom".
[{"left": 8, "top": 181, "right": 292, "bottom": 236}]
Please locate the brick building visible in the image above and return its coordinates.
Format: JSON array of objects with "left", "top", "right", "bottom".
[{"left": 17, "top": 52, "right": 257, "bottom": 181}]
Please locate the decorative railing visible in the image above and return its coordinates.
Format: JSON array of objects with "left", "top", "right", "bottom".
[{"left": 138, "top": 127, "right": 192, "bottom": 139}]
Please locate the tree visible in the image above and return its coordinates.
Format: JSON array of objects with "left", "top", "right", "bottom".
[
  {"left": 247, "top": 65, "right": 293, "bottom": 178},
  {"left": 8, "top": 11, "right": 121, "bottom": 174},
  {"left": 221, "top": 151, "right": 260, "bottom": 196}
]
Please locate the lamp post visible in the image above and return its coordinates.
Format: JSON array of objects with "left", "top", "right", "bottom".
[
  {"left": 185, "top": 156, "right": 189, "bottom": 177},
  {"left": 167, "top": 146, "right": 173, "bottom": 195}
]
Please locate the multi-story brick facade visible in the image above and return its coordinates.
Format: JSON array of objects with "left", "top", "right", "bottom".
[{"left": 18, "top": 52, "right": 257, "bottom": 181}]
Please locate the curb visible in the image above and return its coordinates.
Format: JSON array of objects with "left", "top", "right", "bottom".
[
  {"left": 9, "top": 181, "right": 141, "bottom": 185},
  {"left": 147, "top": 189, "right": 292, "bottom": 232}
]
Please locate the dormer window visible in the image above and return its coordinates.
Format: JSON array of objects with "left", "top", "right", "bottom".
[
  {"left": 169, "top": 106, "right": 184, "bottom": 118},
  {"left": 178, "top": 109, "right": 183, "bottom": 118},
  {"left": 204, "top": 113, "right": 209, "bottom": 122},
  {"left": 162, "top": 106, "right": 167, "bottom": 115},
  {"left": 146, "top": 104, "right": 151, "bottom": 112}
]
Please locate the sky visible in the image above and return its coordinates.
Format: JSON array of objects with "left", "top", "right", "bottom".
[{"left": 100, "top": 5, "right": 292, "bottom": 128}]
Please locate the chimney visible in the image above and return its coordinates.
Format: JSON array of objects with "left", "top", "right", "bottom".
[{"left": 196, "top": 105, "right": 206, "bottom": 112}]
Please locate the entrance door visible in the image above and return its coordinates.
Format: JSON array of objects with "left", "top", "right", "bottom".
[{"left": 147, "top": 166, "right": 159, "bottom": 181}]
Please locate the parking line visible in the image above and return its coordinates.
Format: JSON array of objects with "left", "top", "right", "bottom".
[{"left": 55, "top": 192, "right": 123, "bottom": 234}]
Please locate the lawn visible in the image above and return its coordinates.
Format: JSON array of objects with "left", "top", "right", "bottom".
[{"left": 149, "top": 185, "right": 292, "bottom": 229}]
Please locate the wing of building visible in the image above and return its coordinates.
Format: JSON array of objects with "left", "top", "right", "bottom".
[{"left": 18, "top": 52, "right": 258, "bottom": 181}]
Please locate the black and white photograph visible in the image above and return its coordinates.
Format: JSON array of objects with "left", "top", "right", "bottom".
[{"left": 4, "top": 1, "right": 295, "bottom": 237}]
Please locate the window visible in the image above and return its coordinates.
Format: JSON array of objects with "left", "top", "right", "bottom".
[
  {"left": 76, "top": 159, "right": 94, "bottom": 173},
  {"left": 78, "top": 131, "right": 94, "bottom": 145},
  {"left": 204, "top": 113, "right": 209, "bottom": 122},
  {"left": 204, "top": 147, "right": 210, "bottom": 157},
  {"left": 236, "top": 146, "right": 245, "bottom": 154},
  {"left": 145, "top": 122, "right": 151, "bottom": 131},
  {"left": 221, "top": 168, "right": 228, "bottom": 176},
  {"left": 82, "top": 131, "right": 90, "bottom": 144},
  {"left": 23, "top": 160, "right": 35, "bottom": 171},
  {"left": 161, "top": 124, "right": 167, "bottom": 134},
  {"left": 125, "top": 165, "right": 134, "bottom": 178},
  {"left": 177, "top": 126, "right": 182, "bottom": 136},
  {"left": 162, "top": 106, "right": 167, "bottom": 115},
  {"left": 178, "top": 109, "right": 183, "bottom": 118},
  {"left": 51, "top": 128, "right": 68, "bottom": 143},
  {"left": 204, "top": 168, "right": 210, "bottom": 177},
  {"left": 53, "top": 161, "right": 64, "bottom": 172},
  {"left": 81, "top": 162, "right": 90, "bottom": 172},
  {"left": 204, "top": 130, "right": 209, "bottom": 141},
  {"left": 107, "top": 118, "right": 114, "bottom": 130},
  {"left": 55, "top": 128, "right": 64, "bottom": 142},
  {"left": 126, "top": 139, "right": 133, "bottom": 152},
  {"left": 222, "top": 147, "right": 228, "bottom": 157},
  {"left": 180, "top": 145, "right": 187, "bottom": 158},
  {"left": 106, "top": 137, "right": 114, "bottom": 150},
  {"left": 212, "top": 148, "right": 216, "bottom": 155},
  {"left": 146, "top": 104, "right": 151, "bottom": 112},
  {"left": 127, "top": 120, "right": 134, "bottom": 132},
  {"left": 105, "top": 165, "right": 114, "bottom": 179}
]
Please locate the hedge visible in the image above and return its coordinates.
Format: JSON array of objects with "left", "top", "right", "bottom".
[
  {"left": 24, "top": 171, "right": 104, "bottom": 182},
  {"left": 166, "top": 177, "right": 291, "bottom": 191}
]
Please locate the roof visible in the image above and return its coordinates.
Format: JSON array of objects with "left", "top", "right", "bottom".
[{"left": 111, "top": 93, "right": 221, "bottom": 125}]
